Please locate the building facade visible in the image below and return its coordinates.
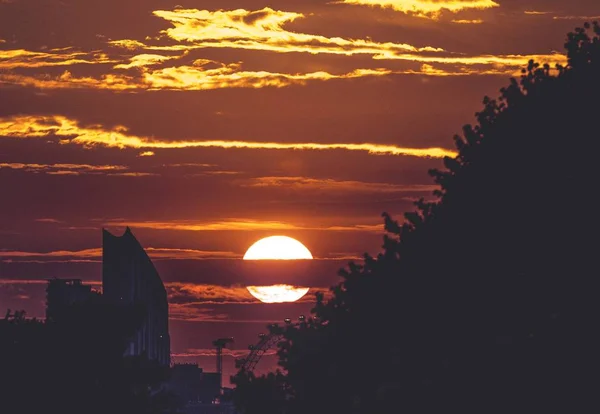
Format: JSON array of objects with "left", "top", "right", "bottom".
[
  {"left": 102, "top": 227, "right": 170, "bottom": 366},
  {"left": 45, "top": 279, "right": 98, "bottom": 322}
]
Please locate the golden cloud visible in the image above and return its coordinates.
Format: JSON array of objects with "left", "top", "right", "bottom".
[
  {"left": 0, "top": 71, "right": 139, "bottom": 90},
  {"left": 553, "top": 16, "right": 600, "bottom": 21},
  {"left": 0, "top": 115, "right": 458, "bottom": 158},
  {"left": 0, "top": 247, "right": 239, "bottom": 261},
  {"left": 120, "top": 8, "right": 565, "bottom": 70},
  {"left": 241, "top": 176, "right": 438, "bottom": 193},
  {"left": 149, "top": 7, "right": 443, "bottom": 57},
  {"left": 339, "top": 0, "right": 499, "bottom": 18},
  {"left": 0, "top": 48, "right": 114, "bottom": 69},
  {"left": 103, "top": 219, "right": 384, "bottom": 233},
  {"left": 451, "top": 19, "right": 484, "bottom": 24},
  {"left": 143, "top": 63, "right": 392, "bottom": 90},
  {"left": 0, "top": 64, "right": 393, "bottom": 91},
  {"left": 0, "top": 7, "right": 569, "bottom": 93},
  {"left": 524, "top": 11, "right": 552, "bottom": 16},
  {"left": 113, "top": 53, "right": 179, "bottom": 69},
  {"left": 0, "top": 162, "right": 128, "bottom": 175}
]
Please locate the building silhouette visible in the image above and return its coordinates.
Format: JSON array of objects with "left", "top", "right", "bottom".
[
  {"left": 102, "top": 227, "right": 170, "bottom": 366},
  {"left": 45, "top": 279, "right": 98, "bottom": 322}
]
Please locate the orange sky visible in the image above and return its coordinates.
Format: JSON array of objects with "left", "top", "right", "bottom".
[{"left": 1, "top": 0, "right": 599, "bottom": 385}]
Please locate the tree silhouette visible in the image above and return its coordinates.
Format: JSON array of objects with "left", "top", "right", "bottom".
[
  {"left": 234, "top": 22, "right": 600, "bottom": 414},
  {"left": 0, "top": 302, "right": 178, "bottom": 414}
]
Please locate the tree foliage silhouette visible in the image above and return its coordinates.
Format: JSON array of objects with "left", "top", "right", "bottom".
[{"left": 233, "top": 22, "right": 600, "bottom": 414}]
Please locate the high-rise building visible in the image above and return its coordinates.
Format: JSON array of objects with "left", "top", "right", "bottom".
[
  {"left": 45, "top": 279, "right": 98, "bottom": 322},
  {"left": 102, "top": 227, "right": 170, "bottom": 366}
]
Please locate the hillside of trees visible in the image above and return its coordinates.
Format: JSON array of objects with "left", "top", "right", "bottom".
[{"left": 233, "top": 22, "right": 600, "bottom": 414}]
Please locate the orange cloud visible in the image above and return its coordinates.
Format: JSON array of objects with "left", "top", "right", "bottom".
[
  {"left": 149, "top": 7, "right": 443, "bottom": 56},
  {"left": 142, "top": 63, "right": 392, "bottom": 90},
  {"left": 113, "top": 53, "right": 179, "bottom": 69},
  {"left": 553, "top": 16, "right": 600, "bottom": 21},
  {"left": 451, "top": 19, "right": 484, "bottom": 24},
  {"left": 35, "top": 218, "right": 64, "bottom": 224},
  {"left": 0, "top": 64, "right": 393, "bottom": 91},
  {"left": 0, "top": 48, "right": 113, "bottom": 69},
  {"left": 338, "top": 0, "right": 498, "bottom": 18},
  {"left": 524, "top": 11, "right": 553, "bottom": 16},
  {"left": 241, "top": 176, "right": 438, "bottom": 193},
  {"left": 103, "top": 219, "right": 384, "bottom": 233},
  {"left": 0, "top": 162, "right": 128, "bottom": 175},
  {"left": 125, "top": 8, "right": 564, "bottom": 69},
  {"left": 0, "top": 247, "right": 239, "bottom": 262},
  {"left": 0, "top": 115, "right": 458, "bottom": 158},
  {"left": 0, "top": 71, "right": 138, "bottom": 90}
]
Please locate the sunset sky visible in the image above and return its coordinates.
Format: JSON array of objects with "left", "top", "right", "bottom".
[{"left": 1, "top": 0, "right": 598, "bottom": 384}]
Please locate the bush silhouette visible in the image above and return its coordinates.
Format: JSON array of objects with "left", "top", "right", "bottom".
[{"left": 233, "top": 22, "right": 600, "bottom": 414}]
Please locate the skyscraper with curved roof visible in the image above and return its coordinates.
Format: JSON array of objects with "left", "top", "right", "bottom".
[{"left": 102, "top": 227, "right": 170, "bottom": 366}]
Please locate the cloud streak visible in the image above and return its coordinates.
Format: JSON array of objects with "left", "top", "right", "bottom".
[
  {"left": 0, "top": 115, "right": 457, "bottom": 158},
  {"left": 0, "top": 48, "right": 114, "bottom": 69},
  {"left": 241, "top": 176, "right": 438, "bottom": 194},
  {"left": 0, "top": 162, "right": 129, "bottom": 175},
  {"left": 0, "top": 247, "right": 240, "bottom": 262},
  {"left": 338, "top": 1, "right": 499, "bottom": 19},
  {"left": 148, "top": 7, "right": 442, "bottom": 56},
  {"left": 103, "top": 219, "right": 384, "bottom": 233}
]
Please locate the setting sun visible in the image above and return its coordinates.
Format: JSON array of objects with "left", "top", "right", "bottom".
[
  {"left": 243, "top": 236, "right": 312, "bottom": 302},
  {"left": 243, "top": 236, "right": 313, "bottom": 260}
]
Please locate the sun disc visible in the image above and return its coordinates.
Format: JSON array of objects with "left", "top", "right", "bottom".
[{"left": 243, "top": 236, "right": 313, "bottom": 260}]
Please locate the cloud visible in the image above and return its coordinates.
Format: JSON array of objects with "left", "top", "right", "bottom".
[
  {"left": 552, "top": 16, "right": 600, "bottom": 21},
  {"left": 102, "top": 219, "right": 383, "bottom": 233},
  {"left": 142, "top": 63, "right": 393, "bottom": 90},
  {"left": 0, "top": 162, "right": 129, "bottom": 175},
  {"left": 0, "top": 48, "right": 114, "bottom": 69},
  {"left": 148, "top": 7, "right": 442, "bottom": 56},
  {"left": 0, "top": 8, "right": 568, "bottom": 92},
  {"left": 109, "top": 8, "right": 564, "bottom": 71},
  {"left": 0, "top": 247, "right": 240, "bottom": 262},
  {"left": 337, "top": 0, "right": 499, "bottom": 19},
  {"left": 0, "top": 115, "right": 457, "bottom": 158},
  {"left": 113, "top": 53, "right": 179, "bottom": 69},
  {"left": 451, "top": 19, "right": 484, "bottom": 24},
  {"left": 35, "top": 218, "right": 64, "bottom": 224},
  {"left": 138, "top": 151, "right": 155, "bottom": 157},
  {"left": 524, "top": 11, "right": 553, "bottom": 16},
  {"left": 0, "top": 71, "right": 140, "bottom": 90},
  {"left": 0, "top": 62, "right": 394, "bottom": 91},
  {"left": 240, "top": 176, "right": 438, "bottom": 194}
]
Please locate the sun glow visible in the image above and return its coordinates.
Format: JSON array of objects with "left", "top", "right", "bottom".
[{"left": 243, "top": 236, "right": 313, "bottom": 260}]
